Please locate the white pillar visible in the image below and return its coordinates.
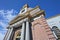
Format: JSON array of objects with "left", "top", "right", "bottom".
[
  {"left": 7, "top": 28, "right": 13, "bottom": 40},
  {"left": 4, "top": 29, "right": 11, "bottom": 40},
  {"left": 25, "top": 21, "right": 30, "bottom": 40},
  {"left": 20, "top": 22, "right": 25, "bottom": 40}
]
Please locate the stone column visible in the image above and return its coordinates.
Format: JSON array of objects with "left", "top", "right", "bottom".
[
  {"left": 4, "top": 29, "right": 11, "bottom": 40},
  {"left": 7, "top": 28, "right": 13, "bottom": 40},
  {"left": 25, "top": 20, "right": 30, "bottom": 40},
  {"left": 20, "top": 22, "right": 25, "bottom": 40}
]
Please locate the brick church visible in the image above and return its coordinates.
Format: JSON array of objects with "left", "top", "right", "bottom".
[{"left": 4, "top": 4, "right": 57, "bottom": 40}]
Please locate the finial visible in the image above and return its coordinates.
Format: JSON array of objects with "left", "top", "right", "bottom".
[{"left": 23, "top": 4, "right": 29, "bottom": 8}]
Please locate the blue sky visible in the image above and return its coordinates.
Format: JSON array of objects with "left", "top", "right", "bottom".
[{"left": 0, "top": 0, "right": 60, "bottom": 40}]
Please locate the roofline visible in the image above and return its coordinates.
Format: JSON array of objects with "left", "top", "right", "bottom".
[{"left": 46, "top": 14, "right": 60, "bottom": 20}]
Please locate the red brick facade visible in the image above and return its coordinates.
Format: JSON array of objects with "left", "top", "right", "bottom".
[{"left": 32, "top": 15, "right": 56, "bottom": 40}]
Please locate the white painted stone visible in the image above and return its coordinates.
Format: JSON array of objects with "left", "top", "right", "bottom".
[
  {"left": 47, "top": 15, "right": 60, "bottom": 29},
  {"left": 33, "top": 15, "right": 42, "bottom": 20},
  {"left": 7, "top": 28, "right": 13, "bottom": 40},
  {"left": 20, "top": 22, "right": 25, "bottom": 40},
  {"left": 4, "top": 29, "right": 10, "bottom": 40},
  {"left": 53, "top": 31, "right": 58, "bottom": 39},
  {"left": 25, "top": 21, "right": 30, "bottom": 40},
  {"left": 9, "top": 18, "right": 28, "bottom": 28},
  {"left": 30, "top": 8, "right": 40, "bottom": 16}
]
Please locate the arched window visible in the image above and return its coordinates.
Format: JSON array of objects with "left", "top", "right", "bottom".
[
  {"left": 52, "top": 26, "right": 59, "bottom": 31},
  {"left": 21, "top": 9, "right": 25, "bottom": 13},
  {"left": 52, "top": 26, "right": 58, "bottom": 29},
  {"left": 16, "top": 32, "right": 21, "bottom": 40}
]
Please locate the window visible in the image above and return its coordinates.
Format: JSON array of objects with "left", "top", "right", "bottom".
[
  {"left": 21, "top": 9, "right": 25, "bottom": 13},
  {"left": 16, "top": 38, "right": 20, "bottom": 40},
  {"left": 16, "top": 32, "right": 21, "bottom": 40}
]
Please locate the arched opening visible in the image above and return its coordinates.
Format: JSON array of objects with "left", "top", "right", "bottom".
[
  {"left": 16, "top": 32, "right": 21, "bottom": 40},
  {"left": 52, "top": 26, "right": 58, "bottom": 29}
]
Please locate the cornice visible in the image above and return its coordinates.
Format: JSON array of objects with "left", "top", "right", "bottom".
[
  {"left": 47, "top": 14, "right": 60, "bottom": 20},
  {"left": 9, "top": 10, "right": 45, "bottom": 25},
  {"left": 9, "top": 6, "right": 45, "bottom": 25}
]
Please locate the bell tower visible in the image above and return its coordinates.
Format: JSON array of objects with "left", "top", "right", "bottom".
[{"left": 4, "top": 4, "right": 56, "bottom": 40}]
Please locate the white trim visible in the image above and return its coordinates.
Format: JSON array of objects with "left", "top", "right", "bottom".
[
  {"left": 33, "top": 15, "right": 41, "bottom": 20},
  {"left": 7, "top": 28, "right": 13, "bottom": 40},
  {"left": 9, "top": 18, "right": 28, "bottom": 28},
  {"left": 53, "top": 31, "right": 58, "bottom": 39},
  {"left": 20, "top": 22, "right": 25, "bottom": 40},
  {"left": 4, "top": 29, "right": 11, "bottom": 40}
]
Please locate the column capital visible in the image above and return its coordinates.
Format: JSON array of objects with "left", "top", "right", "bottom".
[
  {"left": 25, "top": 18, "right": 31, "bottom": 22},
  {"left": 7, "top": 25, "right": 13, "bottom": 29}
]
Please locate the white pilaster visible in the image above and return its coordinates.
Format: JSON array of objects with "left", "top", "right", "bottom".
[
  {"left": 4, "top": 29, "right": 11, "bottom": 40},
  {"left": 7, "top": 28, "right": 13, "bottom": 40},
  {"left": 53, "top": 31, "right": 58, "bottom": 40},
  {"left": 20, "top": 22, "right": 25, "bottom": 40},
  {"left": 25, "top": 20, "right": 30, "bottom": 40}
]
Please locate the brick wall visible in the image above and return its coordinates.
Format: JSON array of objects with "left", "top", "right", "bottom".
[{"left": 31, "top": 15, "right": 56, "bottom": 40}]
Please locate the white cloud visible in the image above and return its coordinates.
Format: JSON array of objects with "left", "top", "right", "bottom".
[
  {"left": 0, "top": 9, "right": 17, "bottom": 28},
  {"left": 0, "top": 32, "right": 5, "bottom": 40},
  {"left": 0, "top": 9, "right": 18, "bottom": 40}
]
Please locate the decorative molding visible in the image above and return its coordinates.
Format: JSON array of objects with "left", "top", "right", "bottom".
[
  {"left": 33, "top": 15, "right": 42, "bottom": 20},
  {"left": 9, "top": 18, "right": 28, "bottom": 28},
  {"left": 9, "top": 6, "right": 40, "bottom": 24},
  {"left": 9, "top": 5, "right": 45, "bottom": 25},
  {"left": 9, "top": 10, "right": 44, "bottom": 25}
]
